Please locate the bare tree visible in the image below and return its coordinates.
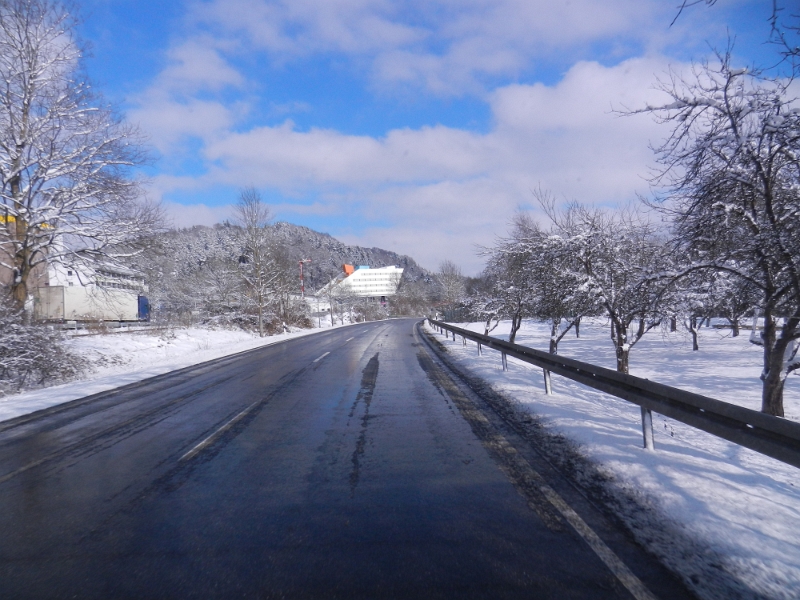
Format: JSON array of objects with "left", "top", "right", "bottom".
[
  {"left": 711, "top": 274, "right": 760, "bottom": 337},
  {"left": 388, "top": 279, "right": 432, "bottom": 317},
  {"left": 672, "top": 269, "right": 715, "bottom": 352},
  {"left": 234, "top": 187, "right": 280, "bottom": 337},
  {"left": 437, "top": 260, "right": 466, "bottom": 319},
  {"left": 673, "top": 1, "right": 799, "bottom": 74},
  {"left": 638, "top": 52, "right": 800, "bottom": 415},
  {"left": 462, "top": 274, "right": 501, "bottom": 335},
  {"left": 502, "top": 208, "right": 595, "bottom": 354},
  {"left": 540, "top": 200, "right": 668, "bottom": 373},
  {"left": 0, "top": 0, "right": 155, "bottom": 309},
  {"left": 482, "top": 246, "right": 537, "bottom": 344}
]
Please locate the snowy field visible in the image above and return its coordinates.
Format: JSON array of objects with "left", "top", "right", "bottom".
[
  {"left": 0, "top": 324, "right": 337, "bottom": 423},
  {"left": 427, "top": 318, "right": 800, "bottom": 600}
]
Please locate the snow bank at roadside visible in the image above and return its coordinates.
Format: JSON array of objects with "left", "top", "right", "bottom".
[
  {"left": 0, "top": 325, "right": 326, "bottom": 423},
  {"left": 427, "top": 319, "right": 800, "bottom": 600}
]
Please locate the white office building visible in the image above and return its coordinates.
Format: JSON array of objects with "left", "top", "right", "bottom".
[
  {"left": 318, "top": 265, "right": 404, "bottom": 300},
  {"left": 33, "top": 262, "right": 149, "bottom": 322}
]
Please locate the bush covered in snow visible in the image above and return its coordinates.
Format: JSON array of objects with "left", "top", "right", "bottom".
[{"left": 0, "top": 297, "right": 83, "bottom": 394}]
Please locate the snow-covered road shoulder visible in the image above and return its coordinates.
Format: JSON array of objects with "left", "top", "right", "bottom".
[
  {"left": 424, "top": 319, "right": 800, "bottom": 600},
  {"left": 0, "top": 325, "right": 327, "bottom": 424}
]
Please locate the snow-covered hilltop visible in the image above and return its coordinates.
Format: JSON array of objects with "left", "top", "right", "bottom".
[
  {"left": 119, "top": 221, "right": 435, "bottom": 328},
  {"left": 269, "top": 221, "right": 432, "bottom": 291}
]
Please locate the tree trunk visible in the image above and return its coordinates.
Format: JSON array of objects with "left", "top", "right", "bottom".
[
  {"left": 9, "top": 105, "right": 30, "bottom": 311},
  {"left": 574, "top": 316, "right": 581, "bottom": 338},
  {"left": 549, "top": 319, "right": 559, "bottom": 354},
  {"left": 613, "top": 320, "right": 629, "bottom": 374},
  {"left": 258, "top": 303, "right": 264, "bottom": 337},
  {"left": 9, "top": 184, "right": 31, "bottom": 311},
  {"left": 509, "top": 312, "right": 522, "bottom": 344},
  {"left": 730, "top": 319, "right": 740, "bottom": 337},
  {"left": 615, "top": 342, "right": 629, "bottom": 374},
  {"left": 670, "top": 316, "right": 677, "bottom": 332},
  {"left": 11, "top": 269, "right": 28, "bottom": 309},
  {"left": 761, "top": 368, "right": 786, "bottom": 417},
  {"left": 690, "top": 317, "right": 699, "bottom": 351},
  {"left": 760, "top": 316, "right": 787, "bottom": 416}
]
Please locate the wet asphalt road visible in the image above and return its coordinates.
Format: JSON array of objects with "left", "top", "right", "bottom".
[{"left": 0, "top": 319, "right": 694, "bottom": 599}]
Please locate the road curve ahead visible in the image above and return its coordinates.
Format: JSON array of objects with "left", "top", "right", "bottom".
[{"left": 0, "top": 319, "right": 693, "bottom": 599}]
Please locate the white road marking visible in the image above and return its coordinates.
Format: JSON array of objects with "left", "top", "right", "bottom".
[
  {"left": 346, "top": 337, "right": 354, "bottom": 342},
  {"left": 0, "top": 456, "right": 51, "bottom": 484},
  {"left": 180, "top": 400, "right": 260, "bottom": 462},
  {"left": 313, "top": 352, "right": 330, "bottom": 363},
  {"left": 538, "top": 484, "right": 659, "bottom": 600},
  {"left": 469, "top": 402, "right": 657, "bottom": 599}
]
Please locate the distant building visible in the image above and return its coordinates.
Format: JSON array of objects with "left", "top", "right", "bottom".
[
  {"left": 33, "top": 262, "right": 150, "bottom": 322},
  {"left": 317, "top": 264, "right": 403, "bottom": 302},
  {"left": 1, "top": 218, "right": 150, "bottom": 321}
]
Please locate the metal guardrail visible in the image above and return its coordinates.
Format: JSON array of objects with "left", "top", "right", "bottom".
[{"left": 428, "top": 319, "right": 800, "bottom": 469}]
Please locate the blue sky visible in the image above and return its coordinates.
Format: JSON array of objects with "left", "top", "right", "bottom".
[{"left": 75, "top": 0, "right": 777, "bottom": 274}]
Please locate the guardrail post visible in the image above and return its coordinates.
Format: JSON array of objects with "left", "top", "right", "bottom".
[
  {"left": 501, "top": 352, "right": 508, "bottom": 371},
  {"left": 543, "top": 369, "right": 552, "bottom": 395},
  {"left": 641, "top": 408, "right": 655, "bottom": 450},
  {"left": 477, "top": 342, "right": 482, "bottom": 356}
]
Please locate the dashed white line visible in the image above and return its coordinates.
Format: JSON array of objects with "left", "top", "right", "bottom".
[
  {"left": 180, "top": 400, "right": 260, "bottom": 462},
  {"left": 313, "top": 352, "right": 330, "bottom": 363},
  {"left": 0, "top": 456, "right": 51, "bottom": 484},
  {"left": 346, "top": 337, "right": 354, "bottom": 342}
]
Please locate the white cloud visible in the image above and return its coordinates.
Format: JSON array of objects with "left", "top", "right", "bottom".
[
  {"left": 159, "top": 38, "right": 245, "bottom": 93},
  {"left": 126, "top": 38, "right": 245, "bottom": 153},
  {"left": 189, "top": 0, "right": 666, "bottom": 96},
  {"left": 130, "top": 95, "right": 236, "bottom": 153},
  {"left": 122, "top": 0, "right": 758, "bottom": 274},
  {"left": 192, "top": 0, "right": 425, "bottom": 56},
  {"left": 162, "top": 200, "right": 235, "bottom": 229},
  {"left": 156, "top": 56, "right": 676, "bottom": 273},
  {"left": 196, "top": 56, "right": 671, "bottom": 198},
  {"left": 202, "top": 120, "right": 487, "bottom": 190}
]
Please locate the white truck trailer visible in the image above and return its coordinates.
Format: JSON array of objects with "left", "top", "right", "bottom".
[{"left": 34, "top": 286, "right": 144, "bottom": 321}]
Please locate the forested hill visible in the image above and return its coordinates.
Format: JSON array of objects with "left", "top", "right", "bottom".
[
  {"left": 270, "top": 221, "right": 431, "bottom": 290},
  {"left": 131, "top": 222, "right": 432, "bottom": 300}
]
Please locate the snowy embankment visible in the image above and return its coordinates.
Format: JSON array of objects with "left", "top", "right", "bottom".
[
  {"left": 0, "top": 324, "right": 331, "bottom": 423},
  {"left": 426, "top": 319, "right": 800, "bottom": 600}
]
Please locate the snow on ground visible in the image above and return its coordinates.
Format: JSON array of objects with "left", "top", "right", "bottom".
[
  {"left": 427, "top": 318, "right": 800, "bottom": 600},
  {"left": 0, "top": 323, "right": 337, "bottom": 423}
]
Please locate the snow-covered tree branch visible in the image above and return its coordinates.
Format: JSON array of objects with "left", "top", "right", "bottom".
[
  {"left": 234, "top": 187, "right": 284, "bottom": 337},
  {"left": 638, "top": 51, "right": 800, "bottom": 415},
  {"left": 0, "top": 0, "right": 155, "bottom": 309}
]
